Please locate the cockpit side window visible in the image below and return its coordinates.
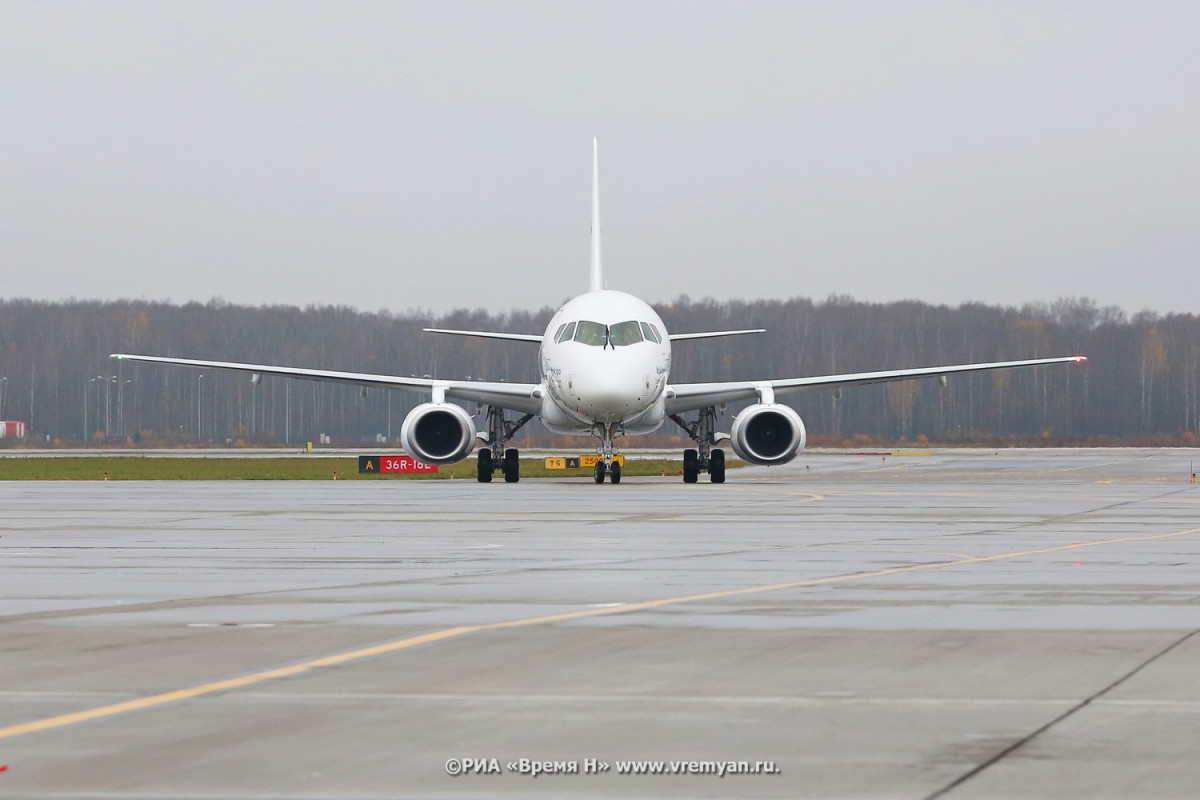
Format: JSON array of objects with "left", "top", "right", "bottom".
[
  {"left": 609, "top": 320, "right": 644, "bottom": 346},
  {"left": 556, "top": 321, "right": 577, "bottom": 343},
  {"left": 574, "top": 320, "right": 607, "bottom": 346},
  {"left": 640, "top": 321, "right": 662, "bottom": 344}
]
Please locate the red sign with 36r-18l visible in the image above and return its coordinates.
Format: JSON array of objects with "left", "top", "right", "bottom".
[{"left": 358, "top": 456, "right": 438, "bottom": 474}]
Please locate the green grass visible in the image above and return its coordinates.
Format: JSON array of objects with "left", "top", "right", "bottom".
[{"left": 0, "top": 457, "right": 722, "bottom": 481}]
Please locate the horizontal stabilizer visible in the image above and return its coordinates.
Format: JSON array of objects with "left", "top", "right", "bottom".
[
  {"left": 423, "top": 328, "right": 543, "bottom": 343},
  {"left": 669, "top": 329, "right": 766, "bottom": 342}
]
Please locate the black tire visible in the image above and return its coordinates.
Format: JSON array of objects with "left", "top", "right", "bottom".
[
  {"left": 594, "top": 460, "right": 606, "bottom": 484},
  {"left": 610, "top": 462, "right": 622, "bottom": 484},
  {"left": 682, "top": 448, "right": 699, "bottom": 484},
  {"left": 503, "top": 448, "right": 520, "bottom": 483},
  {"left": 709, "top": 448, "right": 726, "bottom": 484},
  {"left": 477, "top": 448, "right": 493, "bottom": 483}
]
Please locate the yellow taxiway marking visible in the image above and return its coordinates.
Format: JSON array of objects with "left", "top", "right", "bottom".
[
  {"left": 1054, "top": 458, "right": 1141, "bottom": 472},
  {"left": 3, "top": 525, "right": 1199, "bottom": 741}
]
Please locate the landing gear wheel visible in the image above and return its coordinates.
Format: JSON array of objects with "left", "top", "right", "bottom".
[
  {"left": 682, "top": 449, "right": 699, "bottom": 484},
  {"left": 503, "top": 448, "right": 520, "bottom": 483},
  {"left": 709, "top": 448, "right": 726, "bottom": 484},
  {"left": 477, "top": 449, "right": 493, "bottom": 483},
  {"left": 594, "top": 460, "right": 607, "bottom": 484},
  {"left": 610, "top": 462, "right": 622, "bottom": 484}
]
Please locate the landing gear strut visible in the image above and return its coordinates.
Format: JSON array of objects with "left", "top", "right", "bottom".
[
  {"left": 476, "top": 406, "right": 533, "bottom": 484},
  {"left": 591, "top": 422, "right": 623, "bottom": 484},
  {"left": 670, "top": 406, "right": 726, "bottom": 484}
]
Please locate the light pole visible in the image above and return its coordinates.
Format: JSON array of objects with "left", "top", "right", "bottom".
[
  {"left": 86, "top": 376, "right": 104, "bottom": 443},
  {"left": 116, "top": 378, "right": 131, "bottom": 437},
  {"left": 104, "top": 376, "right": 117, "bottom": 438},
  {"left": 197, "top": 373, "right": 204, "bottom": 442},
  {"left": 0, "top": 376, "right": 7, "bottom": 420}
]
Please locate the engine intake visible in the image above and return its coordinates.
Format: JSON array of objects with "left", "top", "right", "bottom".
[
  {"left": 729, "top": 403, "right": 806, "bottom": 465},
  {"left": 399, "top": 402, "right": 477, "bottom": 465}
]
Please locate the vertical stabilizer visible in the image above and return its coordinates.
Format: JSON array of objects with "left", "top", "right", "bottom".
[{"left": 589, "top": 138, "right": 604, "bottom": 292}]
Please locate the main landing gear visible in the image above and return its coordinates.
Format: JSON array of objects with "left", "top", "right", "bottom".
[
  {"left": 476, "top": 406, "right": 533, "bottom": 484},
  {"left": 670, "top": 406, "right": 726, "bottom": 484}
]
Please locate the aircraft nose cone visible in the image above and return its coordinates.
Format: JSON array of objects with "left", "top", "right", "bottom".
[{"left": 576, "top": 365, "right": 645, "bottom": 420}]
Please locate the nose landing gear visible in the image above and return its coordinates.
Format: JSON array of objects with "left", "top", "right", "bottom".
[{"left": 592, "top": 422, "right": 624, "bottom": 484}]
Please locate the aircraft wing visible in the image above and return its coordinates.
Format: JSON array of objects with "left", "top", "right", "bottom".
[
  {"left": 111, "top": 354, "right": 543, "bottom": 415},
  {"left": 665, "top": 355, "right": 1086, "bottom": 414}
]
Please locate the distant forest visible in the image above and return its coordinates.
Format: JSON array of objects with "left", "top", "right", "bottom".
[{"left": 1, "top": 295, "right": 1197, "bottom": 448}]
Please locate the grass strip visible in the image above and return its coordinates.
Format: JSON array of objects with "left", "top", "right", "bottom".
[{"left": 0, "top": 457, "right": 719, "bottom": 481}]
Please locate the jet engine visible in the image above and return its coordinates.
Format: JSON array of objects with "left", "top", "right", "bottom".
[
  {"left": 729, "top": 403, "right": 807, "bottom": 465},
  {"left": 398, "top": 402, "right": 478, "bottom": 465}
]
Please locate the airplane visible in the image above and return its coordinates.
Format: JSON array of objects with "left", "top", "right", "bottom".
[{"left": 112, "top": 140, "right": 1086, "bottom": 485}]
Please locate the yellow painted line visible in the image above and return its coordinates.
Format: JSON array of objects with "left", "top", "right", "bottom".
[
  {"left": 1054, "top": 459, "right": 1134, "bottom": 473},
  {"left": 0, "top": 627, "right": 477, "bottom": 740},
  {"left": 741, "top": 491, "right": 823, "bottom": 509},
  {"left": 3, "top": 525, "right": 1199, "bottom": 741}
]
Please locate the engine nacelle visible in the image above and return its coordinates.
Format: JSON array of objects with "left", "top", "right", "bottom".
[
  {"left": 399, "top": 402, "right": 478, "bottom": 465},
  {"left": 729, "top": 403, "right": 807, "bottom": 465}
]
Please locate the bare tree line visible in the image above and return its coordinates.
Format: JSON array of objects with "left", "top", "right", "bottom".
[{"left": 0, "top": 295, "right": 1195, "bottom": 447}]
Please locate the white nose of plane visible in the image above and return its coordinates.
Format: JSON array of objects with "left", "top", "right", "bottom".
[{"left": 575, "top": 362, "right": 646, "bottom": 421}]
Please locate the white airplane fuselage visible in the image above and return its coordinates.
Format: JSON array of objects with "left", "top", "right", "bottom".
[{"left": 537, "top": 289, "right": 671, "bottom": 436}]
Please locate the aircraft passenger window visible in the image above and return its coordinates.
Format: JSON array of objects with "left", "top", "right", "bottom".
[
  {"left": 640, "top": 322, "right": 661, "bottom": 344},
  {"left": 556, "top": 321, "right": 577, "bottom": 343},
  {"left": 609, "top": 320, "right": 643, "bottom": 346},
  {"left": 574, "top": 320, "right": 607, "bottom": 346}
]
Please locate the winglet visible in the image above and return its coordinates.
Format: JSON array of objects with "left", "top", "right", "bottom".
[{"left": 589, "top": 138, "right": 604, "bottom": 292}]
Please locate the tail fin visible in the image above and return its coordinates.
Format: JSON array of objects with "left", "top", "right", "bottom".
[{"left": 589, "top": 138, "right": 604, "bottom": 292}]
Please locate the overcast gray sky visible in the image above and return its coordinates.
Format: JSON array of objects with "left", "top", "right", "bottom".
[{"left": 2, "top": 1, "right": 1197, "bottom": 316}]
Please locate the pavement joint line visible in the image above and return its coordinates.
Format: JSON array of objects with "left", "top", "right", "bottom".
[
  {"left": 925, "top": 626, "right": 1200, "bottom": 800},
  {"left": 2, "top": 524, "right": 1199, "bottom": 742}
]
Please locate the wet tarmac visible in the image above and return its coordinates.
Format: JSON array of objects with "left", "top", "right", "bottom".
[{"left": 1, "top": 448, "right": 1198, "bottom": 798}]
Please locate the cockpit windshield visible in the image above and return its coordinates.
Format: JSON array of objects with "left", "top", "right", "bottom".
[
  {"left": 573, "top": 321, "right": 608, "bottom": 346},
  {"left": 609, "top": 320, "right": 643, "bottom": 346},
  {"left": 567, "top": 320, "right": 660, "bottom": 347}
]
